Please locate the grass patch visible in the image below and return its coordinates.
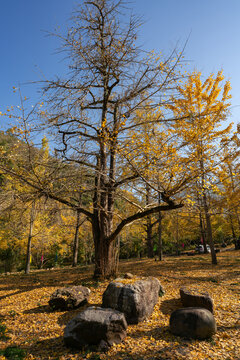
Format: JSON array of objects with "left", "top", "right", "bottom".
[
  {"left": 0, "top": 346, "right": 26, "bottom": 360},
  {"left": 0, "top": 321, "right": 10, "bottom": 340}
]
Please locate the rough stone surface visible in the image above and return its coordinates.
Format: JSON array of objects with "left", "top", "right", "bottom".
[
  {"left": 180, "top": 287, "right": 214, "bottom": 313},
  {"left": 49, "top": 286, "right": 90, "bottom": 310},
  {"left": 102, "top": 277, "right": 163, "bottom": 324},
  {"left": 170, "top": 307, "right": 217, "bottom": 339},
  {"left": 64, "top": 306, "right": 127, "bottom": 351}
]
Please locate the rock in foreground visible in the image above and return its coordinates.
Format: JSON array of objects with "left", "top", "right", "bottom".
[
  {"left": 64, "top": 307, "right": 127, "bottom": 351},
  {"left": 180, "top": 287, "right": 214, "bottom": 313},
  {"left": 49, "top": 286, "right": 90, "bottom": 310},
  {"left": 170, "top": 307, "right": 216, "bottom": 339},
  {"left": 102, "top": 277, "right": 163, "bottom": 324}
]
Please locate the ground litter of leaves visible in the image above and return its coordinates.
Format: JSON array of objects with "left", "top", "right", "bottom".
[{"left": 0, "top": 249, "right": 239, "bottom": 360}]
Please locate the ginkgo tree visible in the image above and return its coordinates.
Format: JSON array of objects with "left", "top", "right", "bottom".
[
  {"left": 35, "top": 0, "right": 187, "bottom": 278},
  {"left": 120, "top": 104, "right": 188, "bottom": 259},
  {"left": 1, "top": 136, "right": 57, "bottom": 274},
  {"left": 217, "top": 137, "right": 240, "bottom": 248},
  {"left": 166, "top": 70, "right": 232, "bottom": 264}
]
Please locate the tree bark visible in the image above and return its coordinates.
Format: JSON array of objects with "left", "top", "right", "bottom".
[
  {"left": 202, "top": 191, "right": 217, "bottom": 264},
  {"left": 175, "top": 212, "right": 180, "bottom": 255},
  {"left": 92, "top": 150, "right": 118, "bottom": 278},
  {"left": 92, "top": 216, "right": 117, "bottom": 279},
  {"left": 232, "top": 210, "right": 240, "bottom": 249},
  {"left": 72, "top": 210, "right": 81, "bottom": 267},
  {"left": 158, "top": 210, "right": 163, "bottom": 260},
  {"left": 146, "top": 183, "right": 154, "bottom": 258},
  {"left": 199, "top": 210, "right": 208, "bottom": 253},
  {"left": 25, "top": 201, "right": 35, "bottom": 274},
  {"left": 235, "top": 209, "right": 240, "bottom": 237},
  {"left": 199, "top": 158, "right": 217, "bottom": 264}
]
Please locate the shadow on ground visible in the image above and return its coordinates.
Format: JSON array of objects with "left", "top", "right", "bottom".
[
  {"left": 57, "top": 303, "right": 100, "bottom": 326},
  {"left": 159, "top": 298, "right": 182, "bottom": 315}
]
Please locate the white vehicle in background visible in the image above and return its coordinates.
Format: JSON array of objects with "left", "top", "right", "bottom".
[{"left": 195, "top": 244, "right": 210, "bottom": 254}]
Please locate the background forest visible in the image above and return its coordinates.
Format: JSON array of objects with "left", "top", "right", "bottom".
[{"left": 0, "top": 0, "right": 239, "bottom": 277}]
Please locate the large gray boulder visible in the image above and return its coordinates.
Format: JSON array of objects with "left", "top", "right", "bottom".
[
  {"left": 170, "top": 307, "right": 217, "bottom": 339},
  {"left": 49, "top": 286, "right": 90, "bottom": 310},
  {"left": 102, "top": 277, "right": 164, "bottom": 324},
  {"left": 180, "top": 287, "right": 214, "bottom": 313},
  {"left": 64, "top": 307, "right": 127, "bottom": 351}
]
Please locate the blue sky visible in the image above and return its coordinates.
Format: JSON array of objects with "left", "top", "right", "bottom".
[{"left": 1, "top": 0, "right": 240, "bottom": 129}]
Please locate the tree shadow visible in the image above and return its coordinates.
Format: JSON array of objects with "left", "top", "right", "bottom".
[
  {"left": 23, "top": 305, "right": 51, "bottom": 314},
  {"left": 57, "top": 303, "right": 100, "bottom": 326},
  {"left": 26, "top": 334, "right": 107, "bottom": 359},
  {"left": 25, "top": 335, "right": 78, "bottom": 359},
  {"left": 0, "top": 271, "right": 101, "bottom": 303},
  {"left": 159, "top": 298, "right": 182, "bottom": 315},
  {"left": 116, "top": 333, "right": 193, "bottom": 359},
  {"left": 130, "top": 324, "right": 170, "bottom": 341},
  {"left": 0, "top": 288, "right": 40, "bottom": 301},
  {"left": 218, "top": 324, "right": 240, "bottom": 332}
]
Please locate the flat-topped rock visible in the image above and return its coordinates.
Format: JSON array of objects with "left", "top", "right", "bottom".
[
  {"left": 180, "top": 287, "right": 214, "bottom": 313},
  {"left": 170, "top": 307, "right": 217, "bottom": 339},
  {"left": 49, "top": 286, "right": 90, "bottom": 310},
  {"left": 64, "top": 307, "right": 127, "bottom": 351},
  {"left": 102, "top": 277, "right": 164, "bottom": 324}
]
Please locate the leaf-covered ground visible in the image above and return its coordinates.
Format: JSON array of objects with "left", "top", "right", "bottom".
[{"left": 0, "top": 249, "right": 239, "bottom": 360}]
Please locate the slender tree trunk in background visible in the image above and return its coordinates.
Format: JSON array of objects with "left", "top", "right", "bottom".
[
  {"left": 228, "top": 167, "right": 240, "bottom": 248},
  {"left": 228, "top": 212, "right": 237, "bottom": 249},
  {"left": 72, "top": 210, "right": 81, "bottom": 267},
  {"left": 236, "top": 211, "right": 240, "bottom": 231},
  {"left": 157, "top": 190, "right": 163, "bottom": 261},
  {"left": 233, "top": 210, "right": 240, "bottom": 249},
  {"left": 25, "top": 201, "right": 35, "bottom": 274},
  {"left": 146, "top": 183, "right": 154, "bottom": 258},
  {"left": 146, "top": 216, "right": 154, "bottom": 258},
  {"left": 199, "top": 210, "right": 207, "bottom": 253},
  {"left": 235, "top": 210, "right": 240, "bottom": 237},
  {"left": 200, "top": 158, "right": 217, "bottom": 264},
  {"left": 158, "top": 210, "right": 163, "bottom": 260},
  {"left": 202, "top": 191, "right": 217, "bottom": 264},
  {"left": 175, "top": 212, "right": 179, "bottom": 255}
]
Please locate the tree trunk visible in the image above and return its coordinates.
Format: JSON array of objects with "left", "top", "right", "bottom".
[
  {"left": 235, "top": 209, "right": 240, "bottom": 236},
  {"left": 175, "top": 212, "right": 179, "bottom": 255},
  {"left": 146, "top": 183, "right": 154, "bottom": 258},
  {"left": 199, "top": 210, "right": 208, "bottom": 253},
  {"left": 25, "top": 201, "right": 35, "bottom": 274},
  {"left": 233, "top": 210, "right": 240, "bottom": 249},
  {"left": 146, "top": 216, "right": 154, "bottom": 258},
  {"left": 158, "top": 210, "right": 163, "bottom": 261},
  {"left": 227, "top": 166, "right": 240, "bottom": 249},
  {"left": 228, "top": 212, "right": 237, "bottom": 247},
  {"left": 202, "top": 192, "right": 217, "bottom": 264},
  {"left": 92, "top": 217, "right": 117, "bottom": 278},
  {"left": 92, "top": 161, "right": 117, "bottom": 278},
  {"left": 157, "top": 189, "right": 163, "bottom": 261},
  {"left": 200, "top": 158, "right": 217, "bottom": 264},
  {"left": 72, "top": 210, "right": 81, "bottom": 267}
]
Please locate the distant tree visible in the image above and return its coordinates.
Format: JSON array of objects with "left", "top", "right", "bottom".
[
  {"left": 218, "top": 138, "right": 240, "bottom": 248},
  {"left": 166, "top": 71, "right": 232, "bottom": 264}
]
